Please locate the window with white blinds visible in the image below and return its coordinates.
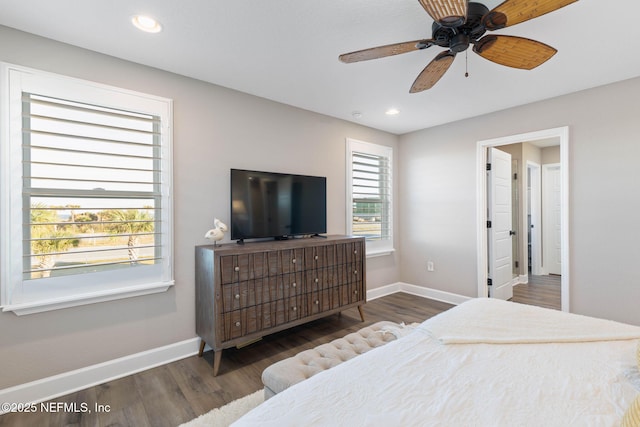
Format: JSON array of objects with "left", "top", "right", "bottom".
[
  {"left": 23, "top": 93, "right": 163, "bottom": 279},
  {"left": 346, "top": 138, "right": 394, "bottom": 255},
  {"left": 1, "top": 64, "right": 174, "bottom": 314}
]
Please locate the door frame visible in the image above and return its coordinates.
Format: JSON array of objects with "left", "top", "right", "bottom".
[{"left": 476, "top": 127, "right": 569, "bottom": 311}]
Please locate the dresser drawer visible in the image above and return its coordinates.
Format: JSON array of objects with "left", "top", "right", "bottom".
[
  {"left": 334, "top": 241, "right": 362, "bottom": 265},
  {"left": 329, "top": 286, "right": 346, "bottom": 310},
  {"left": 261, "top": 300, "right": 287, "bottom": 330},
  {"left": 308, "top": 289, "right": 332, "bottom": 315},
  {"left": 221, "top": 278, "right": 289, "bottom": 312},
  {"left": 285, "top": 294, "right": 306, "bottom": 322},
  {"left": 221, "top": 305, "right": 265, "bottom": 341},
  {"left": 305, "top": 265, "right": 334, "bottom": 292},
  {"left": 277, "top": 248, "right": 305, "bottom": 274},
  {"left": 220, "top": 282, "right": 244, "bottom": 313},
  {"left": 219, "top": 255, "right": 247, "bottom": 284},
  {"left": 222, "top": 310, "right": 243, "bottom": 341},
  {"left": 345, "top": 240, "right": 364, "bottom": 264},
  {"left": 304, "top": 244, "right": 334, "bottom": 268},
  {"left": 220, "top": 252, "right": 274, "bottom": 284},
  {"left": 279, "top": 272, "right": 304, "bottom": 298}
]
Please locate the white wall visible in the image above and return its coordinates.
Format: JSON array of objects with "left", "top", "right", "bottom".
[
  {"left": 0, "top": 26, "right": 400, "bottom": 389},
  {"left": 399, "top": 76, "right": 640, "bottom": 326}
]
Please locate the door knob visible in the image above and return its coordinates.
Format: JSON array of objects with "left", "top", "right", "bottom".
[{"left": 509, "top": 230, "right": 516, "bottom": 236}]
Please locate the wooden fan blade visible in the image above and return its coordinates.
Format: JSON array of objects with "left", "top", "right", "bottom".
[
  {"left": 483, "top": 0, "right": 578, "bottom": 31},
  {"left": 473, "top": 35, "right": 557, "bottom": 70},
  {"left": 339, "top": 40, "right": 434, "bottom": 63},
  {"left": 418, "top": 0, "right": 468, "bottom": 27},
  {"left": 410, "top": 51, "right": 455, "bottom": 93}
]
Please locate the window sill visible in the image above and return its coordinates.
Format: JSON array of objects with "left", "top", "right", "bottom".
[
  {"left": 1, "top": 281, "right": 175, "bottom": 316},
  {"left": 366, "top": 248, "right": 395, "bottom": 258}
]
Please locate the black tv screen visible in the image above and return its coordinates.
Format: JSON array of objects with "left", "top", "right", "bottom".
[{"left": 230, "top": 169, "right": 327, "bottom": 241}]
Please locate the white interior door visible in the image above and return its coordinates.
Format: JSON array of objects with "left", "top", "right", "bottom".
[
  {"left": 488, "top": 147, "right": 514, "bottom": 300},
  {"left": 527, "top": 162, "right": 542, "bottom": 276},
  {"left": 543, "top": 164, "right": 562, "bottom": 275}
]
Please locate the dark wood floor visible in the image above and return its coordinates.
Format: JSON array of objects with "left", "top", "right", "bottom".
[
  {"left": 512, "top": 274, "right": 561, "bottom": 310},
  {"left": 0, "top": 283, "right": 560, "bottom": 427},
  {"left": 0, "top": 293, "right": 453, "bottom": 427}
]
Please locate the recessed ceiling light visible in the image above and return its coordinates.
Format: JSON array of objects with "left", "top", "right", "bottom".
[
  {"left": 132, "top": 15, "right": 162, "bottom": 33},
  {"left": 352, "top": 111, "right": 363, "bottom": 119},
  {"left": 385, "top": 108, "right": 400, "bottom": 116}
]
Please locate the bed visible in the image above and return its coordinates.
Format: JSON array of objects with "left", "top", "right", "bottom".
[{"left": 232, "top": 298, "right": 640, "bottom": 427}]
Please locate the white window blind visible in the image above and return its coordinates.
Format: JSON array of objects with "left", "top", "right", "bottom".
[
  {"left": 23, "top": 93, "right": 163, "bottom": 278},
  {"left": 346, "top": 138, "right": 393, "bottom": 255},
  {"left": 1, "top": 63, "right": 174, "bottom": 314}
]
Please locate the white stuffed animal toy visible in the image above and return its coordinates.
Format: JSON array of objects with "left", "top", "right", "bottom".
[{"left": 204, "top": 218, "right": 228, "bottom": 246}]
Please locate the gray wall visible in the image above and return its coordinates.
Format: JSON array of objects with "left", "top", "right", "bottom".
[
  {"left": 399, "top": 76, "right": 640, "bottom": 326},
  {"left": 542, "top": 145, "right": 561, "bottom": 164},
  {"left": 0, "top": 26, "right": 400, "bottom": 388}
]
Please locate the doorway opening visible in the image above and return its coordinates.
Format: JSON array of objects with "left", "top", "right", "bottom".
[{"left": 476, "top": 127, "right": 569, "bottom": 312}]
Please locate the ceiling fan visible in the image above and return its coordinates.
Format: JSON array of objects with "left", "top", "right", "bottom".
[{"left": 339, "top": 0, "right": 579, "bottom": 93}]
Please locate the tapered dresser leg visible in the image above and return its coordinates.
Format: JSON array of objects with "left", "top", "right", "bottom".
[
  {"left": 213, "top": 350, "right": 222, "bottom": 376},
  {"left": 357, "top": 305, "right": 365, "bottom": 322},
  {"left": 198, "top": 339, "right": 206, "bottom": 357}
]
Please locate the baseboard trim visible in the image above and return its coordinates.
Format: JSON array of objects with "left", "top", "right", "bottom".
[
  {"left": 0, "top": 338, "right": 200, "bottom": 414},
  {"left": 367, "top": 282, "right": 471, "bottom": 306},
  {"left": 507, "top": 277, "right": 520, "bottom": 288},
  {"left": 366, "top": 282, "right": 402, "bottom": 301}
]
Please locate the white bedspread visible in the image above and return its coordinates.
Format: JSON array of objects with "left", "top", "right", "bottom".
[{"left": 233, "top": 299, "right": 640, "bottom": 427}]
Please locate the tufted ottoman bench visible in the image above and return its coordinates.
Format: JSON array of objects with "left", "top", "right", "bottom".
[{"left": 262, "top": 321, "right": 414, "bottom": 399}]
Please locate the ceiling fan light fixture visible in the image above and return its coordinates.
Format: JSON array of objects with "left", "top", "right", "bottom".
[{"left": 419, "top": 0, "right": 468, "bottom": 27}]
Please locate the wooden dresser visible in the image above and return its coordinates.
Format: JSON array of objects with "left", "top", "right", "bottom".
[{"left": 195, "top": 235, "right": 366, "bottom": 375}]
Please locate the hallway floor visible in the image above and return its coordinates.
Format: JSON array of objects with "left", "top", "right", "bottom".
[{"left": 512, "top": 274, "right": 561, "bottom": 310}]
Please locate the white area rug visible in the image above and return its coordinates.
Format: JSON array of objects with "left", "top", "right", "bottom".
[{"left": 179, "top": 389, "right": 264, "bottom": 427}]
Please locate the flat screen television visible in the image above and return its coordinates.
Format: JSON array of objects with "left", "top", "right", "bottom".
[{"left": 230, "top": 169, "right": 327, "bottom": 241}]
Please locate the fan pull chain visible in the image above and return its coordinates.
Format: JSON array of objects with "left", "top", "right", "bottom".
[{"left": 465, "top": 50, "right": 469, "bottom": 78}]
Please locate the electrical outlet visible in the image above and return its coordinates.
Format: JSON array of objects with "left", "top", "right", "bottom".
[{"left": 427, "top": 261, "right": 434, "bottom": 272}]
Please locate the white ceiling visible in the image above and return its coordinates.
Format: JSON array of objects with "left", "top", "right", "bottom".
[{"left": 1, "top": 0, "right": 640, "bottom": 135}]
